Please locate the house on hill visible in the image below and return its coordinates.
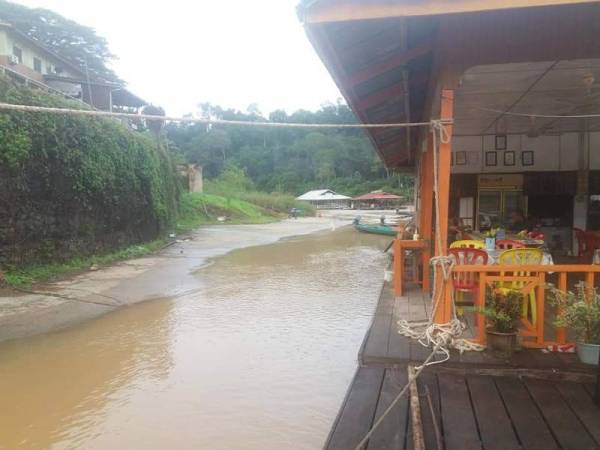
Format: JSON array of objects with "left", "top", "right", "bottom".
[
  {"left": 296, "top": 189, "right": 351, "bottom": 209},
  {"left": 0, "top": 21, "right": 145, "bottom": 112},
  {"left": 352, "top": 190, "right": 403, "bottom": 210}
]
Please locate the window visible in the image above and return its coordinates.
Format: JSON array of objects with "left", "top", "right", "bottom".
[
  {"left": 33, "top": 57, "right": 42, "bottom": 73},
  {"left": 12, "top": 45, "right": 22, "bottom": 63}
]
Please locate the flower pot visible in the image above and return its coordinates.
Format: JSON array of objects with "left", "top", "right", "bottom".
[
  {"left": 576, "top": 342, "right": 600, "bottom": 366},
  {"left": 486, "top": 329, "right": 518, "bottom": 356}
]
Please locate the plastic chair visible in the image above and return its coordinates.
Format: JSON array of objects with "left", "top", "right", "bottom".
[
  {"left": 448, "top": 248, "right": 488, "bottom": 315},
  {"left": 498, "top": 248, "right": 543, "bottom": 325},
  {"left": 496, "top": 239, "right": 525, "bottom": 250},
  {"left": 450, "top": 239, "right": 485, "bottom": 249}
]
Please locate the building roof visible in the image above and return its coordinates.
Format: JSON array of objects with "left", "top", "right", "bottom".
[
  {"left": 353, "top": 191, "right": 402, "bottom": 201},
  {"left": 296, "top": 189, "right": 351, "bottom": 201},
  {"left": 300, "top": 1, "right": 600, "bottom": 171}
]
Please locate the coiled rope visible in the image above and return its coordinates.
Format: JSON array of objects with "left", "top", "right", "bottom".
[
  {"left": 355, "top": 119, "right": 484, "bottom": 450},
  {"left": 397, "top": 120, "right": 485, "bottom": 363}
]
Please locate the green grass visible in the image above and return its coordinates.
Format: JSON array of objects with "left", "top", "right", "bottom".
[
  {"left": 4, "top": 240, "right": 166, "bottom": 288},
  {"left": 176, "top": 192, "right": 278, "bottom": 231}
]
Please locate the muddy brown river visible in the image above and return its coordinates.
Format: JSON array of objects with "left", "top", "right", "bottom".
[{"left": 0, "top": 227, "right": 389, "bottom": 449}]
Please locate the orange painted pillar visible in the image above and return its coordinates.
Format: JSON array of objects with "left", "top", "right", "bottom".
[
  {"left": 433, "top": 89, "right": 454, "bottom": 324},
  {"left": 419, "top": 135, "right": 434, "bottom": 294}
]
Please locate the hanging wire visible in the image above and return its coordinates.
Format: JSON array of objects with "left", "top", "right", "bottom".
[{"left": 0, "top": 102, "right": 453, "bottom": 129}]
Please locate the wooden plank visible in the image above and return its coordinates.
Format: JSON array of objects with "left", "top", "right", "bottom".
[
  {"left": 524, "top": 378, "right": 597, "bottom": 450},
  {"left": 495, "top": 377, "right": 558, "bottom": 450},
  {"left": 583, "top": 383, "right": 595, "bottom": 397},
  {"left": 408, "top": 366, "right": 425, "bottom": 450},
  {"left": 555, "top": 381, "right": 600, "bottom": 445},
  {"left": 417, "top": 372, "right": 443, "bottom": 450},
  {"left": 466, "top": 376, "right": 520, "bottom": 450},
  {"left": 433, "top": 89, "right": 454, "bottom": 324},
  {"left": 361, "top": 287, "right": 395, "bottom": 363},
  {"left": 326, "top": 366, "right": 386, "bottom": 450},
  {"left": 362, "top": 309, "right": 393, "bottom": 362},
  {"left": 437, "top": 373, "right": 481, "bottom": 450},
  {"left": 367, "top": 369, "right": 410, "bottom": 450}
]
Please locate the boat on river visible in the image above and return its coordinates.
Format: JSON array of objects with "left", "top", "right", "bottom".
[{"left": 353, "top": 222, "right": 397, "bottom": 236}]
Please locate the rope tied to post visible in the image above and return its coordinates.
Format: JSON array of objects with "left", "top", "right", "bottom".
[{"left": 398, "top": 118, "right": 484, "bottom": 362}]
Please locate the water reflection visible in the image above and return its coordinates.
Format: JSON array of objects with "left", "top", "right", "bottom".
[
  {"left": 0, "top": 299, "right": 175, "bottom": 449},
  {"left": 0, "top": 227, "right": 389, "bottom": 449}
]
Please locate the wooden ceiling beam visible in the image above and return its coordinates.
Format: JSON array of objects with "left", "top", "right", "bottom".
[
  {"left": 355, "top": 83, "right": 406, "bottom": 111},
  {"left": 343, "top": 39, "right": 434, "bottom": 87},
  {"left": 302, "top": 0, "right": 595, "bottom": 24}
]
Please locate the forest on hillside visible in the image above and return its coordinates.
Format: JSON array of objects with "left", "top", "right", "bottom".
[
  {"left": 166, "top": 102, "right": 414, "bottom": 198},
  {"left": 0, "top": 0, "right": 414, "bottom": 200}
]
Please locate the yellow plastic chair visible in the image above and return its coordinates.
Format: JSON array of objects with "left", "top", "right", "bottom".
[
  {"left": 498, "top": 248, "right": 543, "bottom": 325},
  {"left": 450, "top": 239, "right": 485, "bottom": 249}
]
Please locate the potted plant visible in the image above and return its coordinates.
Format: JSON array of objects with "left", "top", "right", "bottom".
[
  {"left": 549, "top": 283, "right": 600, "bottom": 365},
  {"left": 480, "top": 287, "right": 523, "bottom": 355}
]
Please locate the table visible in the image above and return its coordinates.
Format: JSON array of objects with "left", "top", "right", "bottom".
[
  {"left": 393, "top": 239, "right": 428, "bottom": 297},
  {"left": 483, "top": 249, "right": 554, "bottom": 266}
]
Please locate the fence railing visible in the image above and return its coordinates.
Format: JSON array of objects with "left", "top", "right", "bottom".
[{"left": 453, "top": 264, "right": 600, "bottom": 347}]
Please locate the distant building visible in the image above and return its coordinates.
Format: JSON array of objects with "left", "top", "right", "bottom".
[
  {"left": 352, "top": 191, "right": 403, "bottom": 210},
  {"left": 0, "top": 21, "right": 145, "bottom": 112},
  {"left": 296, "top": 189, "right": 351, "bottom": 209}
]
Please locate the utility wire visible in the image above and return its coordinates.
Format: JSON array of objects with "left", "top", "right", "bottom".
[{"left": 0, "top": 102, "right": 451, "bottom": 129}]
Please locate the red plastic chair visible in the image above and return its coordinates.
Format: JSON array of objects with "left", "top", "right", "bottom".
[
  {"left": 449, "top": 248, "right": 489, "bottom": 314},
  {"left": 496, "top": 239, "right": 525, "bottom": 250}
]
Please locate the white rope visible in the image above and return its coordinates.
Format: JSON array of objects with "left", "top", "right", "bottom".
[
  {"left": 475, "top": 106, "right": 600, "bottom": 119},
  {"left": 354, "top": 119, "right": 484, "bottom": 450},
  {"left": 0, "top": 102, "right": 453, "bottom": 129}
]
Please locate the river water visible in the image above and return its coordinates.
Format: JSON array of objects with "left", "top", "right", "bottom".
[{"left": 0, "top": 227, "right": 389, "bottom": 449}]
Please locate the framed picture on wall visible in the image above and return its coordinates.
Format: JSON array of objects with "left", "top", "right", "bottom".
[
  {"left": 522, "top": 150, "right": 534, "bottom": 166},
  {"left": 495, "top": 134, "right": 507, "bottom": 150},
  {"left": 485, "top": 151, "right": 497, "bottom": 166},
  {"left": 504, "top": 151, "right": 515, "bottom": 166},
  {"left": 455, "top": 151, "right": 467, "bottom": 165}
]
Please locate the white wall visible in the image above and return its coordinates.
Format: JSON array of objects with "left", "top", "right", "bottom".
[
  {"left": 3, "top": 32, "right": 78, "bottom": 78},
  {"left": 451, "top": 131, "right": 600, "bottom": 173}
]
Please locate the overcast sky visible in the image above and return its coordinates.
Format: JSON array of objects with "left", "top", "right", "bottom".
[{"left": 17, "top": 0, "right": 343, "bottom": 116}]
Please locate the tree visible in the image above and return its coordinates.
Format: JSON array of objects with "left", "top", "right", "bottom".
[{"left": 0, "top": 0, "right": 121, "bottom": 83}]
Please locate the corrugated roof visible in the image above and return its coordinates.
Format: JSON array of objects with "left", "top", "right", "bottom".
[
  {"left": 296, "top": 189, "right": 351, "bottom": 201},
  {"left": 353, "top": 191, "right": 402, "bottom": 200}
]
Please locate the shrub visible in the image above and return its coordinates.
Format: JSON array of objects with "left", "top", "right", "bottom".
[
  {"left": 479, "top": 287, "right": 523, "bottom": 333},
  {"left": 549, "top": 282, "right": 600, "bottom": 344}
]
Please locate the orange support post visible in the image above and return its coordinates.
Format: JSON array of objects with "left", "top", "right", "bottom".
[
  {"left": 419, "top": 135, "right": 434, "bottom": 294},
  {"left": 433, "top": 89, "right": 454, "bottom": 324},
  {"left": 556, "top": 272, "right": 567, "bottom": 344}
]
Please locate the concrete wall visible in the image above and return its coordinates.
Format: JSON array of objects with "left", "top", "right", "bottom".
[{"left": 451, "top": 131, "right": 599, "bottom": 174}]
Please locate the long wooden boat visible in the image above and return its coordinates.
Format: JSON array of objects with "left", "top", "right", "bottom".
[{"left": 354, "top": 223, "right": 397, "bottom": 236}]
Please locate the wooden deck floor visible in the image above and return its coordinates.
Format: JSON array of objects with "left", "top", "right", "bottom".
[
  {"left": 325, "top": 366, "right": 599, "bottom": 450},
  {"left": 326, "top": 283, "right": 599, "bottom": 450},
  {"left": 359, "top": 284, "right": 594, "bottom": 373}
]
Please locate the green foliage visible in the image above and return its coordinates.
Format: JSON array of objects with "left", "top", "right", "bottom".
[
  {"left": 177, "top": 165, "right": 315, "bottom": 230},
  {"left": 0, "top": 75, "right": 179, "bottom": 265},
  {"left": 166, "top": 101, "right": 414, "bottom": 199},
  {"left": 0, "top": 115, "right": 31, "bottom": 168},
  {"left": 479, "top": 287, "right": 523, "bottom": 333},
  {"left": 549, "top": 283, "right": 600, "bottom": 344}
]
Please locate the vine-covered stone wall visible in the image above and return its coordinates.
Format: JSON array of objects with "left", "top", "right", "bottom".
[{"left": 0, "top": 76, "right": 179, "bottom": 266}]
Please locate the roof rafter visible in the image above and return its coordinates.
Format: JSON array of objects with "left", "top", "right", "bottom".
[{"left": 342, "top": 38, "right": 434, "bottom": 87}]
